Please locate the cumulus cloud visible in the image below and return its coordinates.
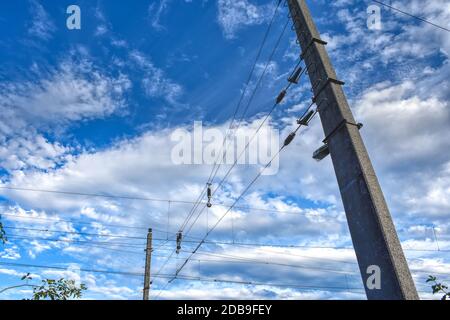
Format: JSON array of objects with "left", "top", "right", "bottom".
[
  {"left": 0, "top": 245, "right": 21, "bottom": 260},
  {"left": 300, "top": 0, "right": 450, "bottom": 225},
  {"left": 0, "top": 57, "right": 131, "bottom": 174},
  {"left": 2, "top": 0, "right": 450, "bottom": 300},
  {"left": 0, "top": 59, "right": 131, "bottom": 130}
]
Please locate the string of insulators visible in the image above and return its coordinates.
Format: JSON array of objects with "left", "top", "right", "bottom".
[
  {"left": 176, "top": 231, "right": 183, "bottom": 254},
  {"left": 297, "top": 110, "right": 315, "bottom": 126},
  {"left": 284, "top": 132, "right": 296, "bottom": 146},
  {"left": 288, "top": 66, "right": 303, "bottom": 84},
  {"left": 206, "top": 183, "right": 212, "bottom": 208},
  {"left": 276, "top": 90, "right": 287, "bottom": 104}
]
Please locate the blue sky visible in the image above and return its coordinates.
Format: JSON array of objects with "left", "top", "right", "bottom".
[{"left": 0, "top": 0, "right": 449, "bottom": 299}]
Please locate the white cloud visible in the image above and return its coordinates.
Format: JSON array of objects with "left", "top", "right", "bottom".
[
  {"left": 217, "top": 0, "right": 274, "bottom": 39},
  {"left": 0, "top": 57, "right": 131, "bottom": 173},
  {"left": 0, "top": 245, "right": 21, "bottom": 260},
  {"left": 1, "top": 0, "right": 450, "bottom": 300},
  {"left": 27, "top": 0, "right": 56, "bottom": 41},
  {"left": 156, "top": 283, "right": 365, "bottom": 300},
  {"left": 0, "top": 59, "right": 131, "bottom": 129},
  {"left": 148, "top": 0, "right": 171, "bottom": 30},
  {"left": 353, "top": 71, "right": 450, "bottom": 220},
  {"left": 130, "top": 50, "right": 184, "bottom": 105},
  {"left": 0, "top": 116, "right": 346, "bottom": 244},
  {"left": 0, "top": 134, "right": 69, "bottom": 172},
  {"left": 304, "top": 0, "right": 450, "bottom": 225}
]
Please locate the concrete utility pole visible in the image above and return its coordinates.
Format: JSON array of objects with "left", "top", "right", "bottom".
[
  {"left": 287, "top": 0, "right": 418, "bottom": 299},
  {"left": 143, "top": 228, "right": 153, "bottom": 300}
]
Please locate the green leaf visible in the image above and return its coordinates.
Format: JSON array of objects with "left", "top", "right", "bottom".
[{"left": 30, "top": 278, "right": 87, "bottom": 300}]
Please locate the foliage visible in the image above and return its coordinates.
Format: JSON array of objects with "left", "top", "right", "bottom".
[
  {"left": 0, "top": 216, "right": 7, "bottom": 245},
  {"left": 1, "top": 219, "right": 86, "bottom": 300},
  {"left": 31, "top": 278, "right": 87, "bottom": 300},
  {"left": 427, "top": 275, "right": 450, "bottom": 300}
]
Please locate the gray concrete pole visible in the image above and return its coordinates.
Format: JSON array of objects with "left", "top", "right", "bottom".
[
  {"left": 287, "top": 0, "right": 419, "bottom": 299},
  {"left": 143, "top": 228, "right": 153, "bottom": 300}
]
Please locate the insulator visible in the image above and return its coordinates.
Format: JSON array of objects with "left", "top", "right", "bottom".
[
  {"left": 207, "top": 184, "right": 212, "bottom": 208},
  {"left": 312, "top": 144, "right": 330, "bottom": 161},
  {"left": 276, "top": 90, "right": 287, "bottom": 104},
  {"left": 297, "top": 110, "right": 315, "bottom": 126},
  {"left": 176, "top": 231, "right": 182, "bottom": 254},
  {"left": 284, "top": 132, "right": 296, "bottom": 146},
  {"left": 288, "top": 66, "right": 303, "bottom": 84}
]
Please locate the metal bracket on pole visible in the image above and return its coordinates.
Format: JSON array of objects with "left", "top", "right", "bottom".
[
  {"left": 312, "top": 77, "right": 346, "bottom": 104},
  {"left": 301, "top": 37, "right": 328, "bottom": 60},
  {"left": 322, "top": 119, "right": 363, "bottom": 144}
]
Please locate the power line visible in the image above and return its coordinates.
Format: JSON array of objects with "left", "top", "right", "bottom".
[
  {"left": 179, "top": 0, "right": 285, "bottom": 232},
  {"left": 4, "top": 229, "right": 361, "bottom": 270},
  {"left": 181, "top": 26, "right": 311, "bottom": 237},
  {"left": 167, "top": 273, "right": 366, "bottom": 293},
  {"left": 7, "top": 232, "right": 448, "bottom": 279},
  {"left": 176, "top": 251, "right": 356, "bottom": 275},
  {"left": 154, "top": 274, "right": 435, "bottom": 296},
  {"left": 1, "top": 233, "right": 447, "bottom": 288},
  {"left": 2, "top": 214, "right": 207, "bottom": 241},
  {"left": 154, "top": 44, "right": 309, "bottom": 278},
  {"left": 372, "top": 0, "right": 450, "bottom": 33},
  {"left": 0, "top": 261, "right": 435, "bottom": 297},
  {"left": 205, "top": 0, "right": 285, "bottom": 188},
  {"left": 8, "top": 207, "right": 445, "bottom": 253},
  {"left": 176, "top": 250, "right": 450, "bottom": 278},
  {"left": 207, "top": 18, "right": 292, "bottom": 188},
  {"left": 5, "top": 234, "right": 145, "bottom": 248},
  {"left": 0, "top": 259, "right": 361, "bottom": 294},
  {"left": 183, "top": 63, "right": 309, "bottom": 238},
  {"left": 0, "top": 186, "right": 187, "bottom": 204},
  {"left": 180, "top": 9, "right": 287, "bottom": 234},
  {"left": 0, "top": 212, "right": 149, "bottom": 231},
  {"left": 5, "top": 225, "right": 449, "bottom": 255},
  {"left": 171, "top": 237, "right": 450, "bottom": 254},
  {"left": 1, "top": 242, "right": 445, "bottom": 280},
  {"left": 0, "top": 186, "right": 334, "bottom": 216},
  {"left": 182, "top": 249, "right": 356, "bottom": 266},
  {"left": 152, "top": 250, "right": 177, "bottom": 282},
  {"left": 184, "top": 97, "right": 313, "bottom": 237},
  {"left": 184, "top": 105, "right": 317, "bottom": 241},
  {"left": 173, "top": 113, "right": 319, "bottom": 281},
  {"left": 0, "top": 261, "right": 144, "bottom": 277},
  {"left": 3, "top": 226, "right": 147, "bottom": 240},
  {"left": 212, "top": 69, "right": 307, "bottom": 196}
]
